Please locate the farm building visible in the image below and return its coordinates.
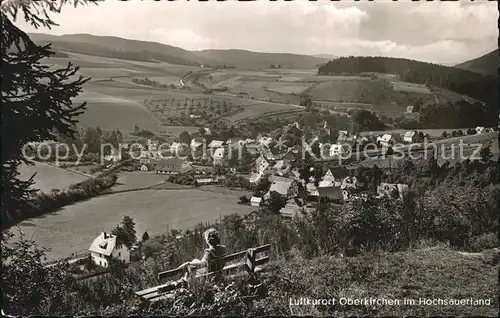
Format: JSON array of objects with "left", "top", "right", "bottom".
[
  {"left": 89, "top": 232, "right": 130, "bottom": 268},
  {"left": 377, "top": 134, "right": 394, "bottom": 148},
  {"left": 140, "top": 164, "right": 149, "bottom": 171},
  {"left": 249, "top": 171, "right": 264, "bottom": 184},
  {"left": 403, "top": 131, "right": 418, "bottom": 143},
  {"left": 250, "top": 196, "right": 263, "bottom": 207},
  {"left": 156, "top": 158, "right": 193, "bottom": 175},
  {"left": 406, "top": 106, "right": 414, "bottom": 113},
  {"left": 377, "top": 183, "right": 409, "bottom": 200},
  {"left": 213, "top": 148, "right": 226, "bottom": 166}
]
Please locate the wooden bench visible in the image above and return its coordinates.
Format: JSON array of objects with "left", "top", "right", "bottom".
[{"left": 135, "top": 244, "right": 271, "bottom": 302}]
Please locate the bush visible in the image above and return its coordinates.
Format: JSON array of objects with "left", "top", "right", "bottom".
[
  {"left": 468, "top": 233, "right": 500, "bottom": 252},
  {"left": 441, "top": 131, "right": 449, "bottom": 138}
]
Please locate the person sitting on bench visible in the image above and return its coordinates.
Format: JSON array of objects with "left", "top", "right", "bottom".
[{"left": 178, "top": 228, "right": 228, "bottom": 281}]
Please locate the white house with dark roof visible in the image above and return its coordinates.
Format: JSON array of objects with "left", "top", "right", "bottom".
[
  {"left": 403, "top": 131, "right": 417, "bottom": 143},
  {"left": 89, "top": 232, "right": 130, "bottom": 268},
  {"left": 377, "top": 134, "right": 393, "bottom": 148},
  {"left": 213, "top": 147, "right": 226, "bottom": 166}
]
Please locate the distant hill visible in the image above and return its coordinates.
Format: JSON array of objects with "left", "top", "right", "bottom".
[
  {"left": 318, "top": 56, "right": 498, "bottom": 106},
  {"left": 312, "top": 54, "right": 338, "bottom": 60},
  {"left": 454, "top": 49, "right": 499, "bottom": 76},
  {"left": 193, "top": 49, "right": 329, "bottom": 69},
  {"left": 28, "top": 33, "right": 218, "bottom": 66},
  {"left": 28, "top": 33, "right": 329, "bottom": 70}
]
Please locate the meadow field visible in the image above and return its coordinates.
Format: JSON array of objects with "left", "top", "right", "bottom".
[
  {"left": 13, "top": 188, "right": 254, "bottom": 260},
  {"left": 18, "top": 162, "right": 89, "bottom": 192}
]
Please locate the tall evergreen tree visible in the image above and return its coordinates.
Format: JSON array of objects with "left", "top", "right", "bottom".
[{"left": 1, "top": 0, "right": 92, "bottom": 228}]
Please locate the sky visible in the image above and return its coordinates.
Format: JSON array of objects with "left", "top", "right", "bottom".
[{"left": 13, "top": 0, "right": 499, "bottom": 65}]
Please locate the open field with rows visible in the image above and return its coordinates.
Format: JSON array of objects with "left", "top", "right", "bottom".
[
  {"left": 18, "top": 162, "right": 89, "bottom": 192},
  {"left": 13, "top": 188, "right": 254, "bottom": 260}
]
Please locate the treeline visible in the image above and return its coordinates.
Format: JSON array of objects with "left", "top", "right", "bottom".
[
  {"left": 132, "top": 77, "right": 173, "bottom": 89},
  {"left": 318, "top": 57, "right": 498, "bottom": 124},
  {"left": 1, "top": 173, "right": 118, "bottom": 230}
]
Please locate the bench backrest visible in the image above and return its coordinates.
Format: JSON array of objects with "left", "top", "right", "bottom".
[{"left": 136, "top": 244, "right": 271, "bottom": 302}]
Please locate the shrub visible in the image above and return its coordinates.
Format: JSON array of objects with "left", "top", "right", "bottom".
[{"left": 468, "top": 233, "right": 500, "bottom": 252}]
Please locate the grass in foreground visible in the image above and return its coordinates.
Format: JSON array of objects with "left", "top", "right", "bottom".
[{"left": 255, "top": 246, "right": 499, "bottom": 316}]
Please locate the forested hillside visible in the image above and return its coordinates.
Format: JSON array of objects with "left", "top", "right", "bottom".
[
  {"left": 455, "top": 49, "right": 499, "bottom": 76},
  {"left": 318, "top": 56, "right": 498, "bottom": 108}
]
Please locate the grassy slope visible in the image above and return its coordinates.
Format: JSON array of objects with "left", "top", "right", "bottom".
[
  {"left": 455, "top": 49, "right": 499, "bottom": 76},
  {"left": 258, "top": 247, "right": 499, "bottom": 316}
]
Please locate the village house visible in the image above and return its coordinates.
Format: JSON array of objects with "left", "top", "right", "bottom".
[
  {"left": 376, "top": 134, "right": 394, "bottom": 148},
  {"left": 341, "top": 176, "right": 358, "bottom": 189},
  {"left": 170, "top": 142, "right": 187, "bottom": 154},
  {"left": 250, "top": 196, "right": 263, "bottom": 207},
  {"left": 89, "top": 232, "right": 130, "bottom": 268},
  {"left": 201, "top": 127, "right": 212, "bottom": 136},
  {"left": 255, "top": 155, "right": 271, "bottom": 174},
  {"left": 323, "top": 169, "right": 335, "bottom": 182},
  {"left": 306, "top": 183, "right": 319, "bottom": 198},
  {"left": 190, "top": 138, "right": 204, "bottom": 152},
  {"left": 406, "top": 105, "right": 414, "bottom": 113},
  {"left": 329, "top": 144, "right": 344, "bottom": 157},
  {"left": 264, "top": 179, "right": 299, "bottom": 199},
  {"left": 258, "top": 136, "right": 274, "bottom": 148},
  {"left": 403, "top": 131, "right": 418, "bottom": 143},
  {"left": 212, "top": 147, "right": 226, "bottom": 166},
  {"left": 475, "top": 126, "right": 485, "bottom": 134},
  {"left": 156, "top": 157, "right": 193, "bottom": 175},
  {"left": 280, "top": 199, "right": 303, "bottom": 219}
]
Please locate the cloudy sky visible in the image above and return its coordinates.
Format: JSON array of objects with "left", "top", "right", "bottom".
[{"left": 14, "top": 0, "right": 498, "bottom": 64}]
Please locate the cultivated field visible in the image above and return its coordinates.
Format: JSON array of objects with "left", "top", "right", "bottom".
[
  {"left": 18, "top": 162, "right": 89, "bottom": 192},
  {"left": 13, "top": 189, "right": 254, "bottom": 260},
  {"left": 111, "top": 171, "right": 167, "bottom": 192}
]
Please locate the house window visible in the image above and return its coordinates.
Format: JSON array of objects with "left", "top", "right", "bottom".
[
  {"left": 99, "top": 260, "right": 102, "bottom": 266},
  {"left": 118, "top": 252, "right": 121, "bottom": 257}
]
